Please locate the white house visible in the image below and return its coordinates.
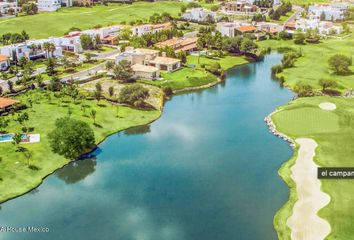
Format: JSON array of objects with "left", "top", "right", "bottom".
[
  {"left": 37, "top": 0, "right": 61, "bottom": 12},
  {"left": 0, "top": 55, "right": 10, "bottom": 71},
  {"left": 295, "top": 18, "right": 343, "bottom": 35},
  {"left": 182, "top": 8, "right": 217, "bottom": 22},
  {"left": 50, "top": 33, "right": 83, "bottom": 54},
  {"left": 308, "top": 4, "right": 348, "bottom": 21},
  {"left": 0, "top": 1, "right": 19, "bottom": 14}
]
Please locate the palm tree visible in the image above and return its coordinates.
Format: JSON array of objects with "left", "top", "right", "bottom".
[
  {"left": 12, "top": 133, "right": 22, "bottom": 151},
  {"left": 90, "top": 109, "right": 97, "bottom": 124},
  {"left": 23, "top": 148, "right": 33, "bottom": 167},
  {"left": 43, "top": 42, "right": 56, "bottom": 58}
]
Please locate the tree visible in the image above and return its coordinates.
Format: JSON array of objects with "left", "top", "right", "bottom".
[
  {"left": 118, "top": 84, "right": 149, "bottom": 108},
  {"left": 293, "top": 30, "right": 305, "bottom": 44},
  {"left": 112, "top": 60, "right": 133, "bottom": 82},
  {"left": 319, "top": 79, "right": 337, "bottom": 91},
  {"left": 12, "top": 133, "right": 23, "bottom": 150},
  {"left": 7, "top": 80, "right": 14, "bottom": 93},
  {"left": 48, "top": 117, "right": 95, "bottom": 159},
  {"left": 108, "top": 86, "right": 114, "bottom": 97},
  {"left": 90, "top": 110, "right": 97, "bottom": 124},
  {"left": 294, "top": 81, "right": 313, "bottom": 97},
  {"left": 328, "top": 54, "right": 352, "bottom": 75},
  {"left": 84, "top": 52, "right": 92, "bottom": 62},
  {"left": 43, "top": 42, "right": 56, "bottom": 58},
  {"left": 23, "top": 148, "right": 33, "bottom": 167},
  {"left": 0, "top": 118, "right": 9, "bottom": 133},
  {"left": 46, "top": 57, "right": 57, "bottom": 76},
  {"left": 80, "top": 34, "right": 94, "bottom": 50},
  {"left": 240, "top": 38, "right": 258, "bottom": 52},
  {"left": 120, "top": 27, "right": 132, "bottom": 40},
  {"left": 22, "top": 2, "right": 38, "bottom": 15},
  {"left": 105, "top": 61, "right": 114, "bottom": 70},
  {"left": 49, "top": 75, "right": 61, "bottom": 91},
  {"left": 320, "top": 11, "right": 326, "bottom": 21}
]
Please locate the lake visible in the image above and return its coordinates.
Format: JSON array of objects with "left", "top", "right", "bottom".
[{"left": 0, "top": 53, "right": 294, "bottom": 240}]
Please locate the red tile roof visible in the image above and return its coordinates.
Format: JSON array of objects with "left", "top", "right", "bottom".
[
  {"left": 0, "top": 55, "right": 9, "bottom": 62},
  {"left": 0, "top": 98, "right": 19, "bottom": 109},
  {"left": 237, "top": 25, "right": 256, "bottom": 33}
]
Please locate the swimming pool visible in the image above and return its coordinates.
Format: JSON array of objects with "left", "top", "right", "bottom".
[{"left": 0, "top": 134, "right": 28, "bottom": 143}]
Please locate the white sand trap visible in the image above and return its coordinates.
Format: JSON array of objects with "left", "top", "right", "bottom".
[
  {"left": 319, "top": 102, "right": 336, "bottom": 111},
  {"left": 287, "top": 138, "right": 331, "bottom": 240}
]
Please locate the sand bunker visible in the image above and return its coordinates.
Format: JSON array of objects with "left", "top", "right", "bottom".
[
  {"left": 287, "top": 138, "right": 331, "bottom": 240},
  {"left": 319, "top": 102, "right": 336, "bottom": 111}
]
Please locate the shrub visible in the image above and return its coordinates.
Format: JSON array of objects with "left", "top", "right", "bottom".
[
  {"left": 271, "top": 64, "right": 283, "bottom": 75},
  {"left": 118, "top": 84, "right": 150, "bottom": 108}
]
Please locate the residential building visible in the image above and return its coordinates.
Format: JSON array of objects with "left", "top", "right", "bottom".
[
  {"left": 130, "top": 23, "right": 171, "bottom": 36},
  {"left": 222, "top": 1, "right": 259, "bottom": 14},
  {"left": 0, "top": 55, "right": 10, "bottom": 71},
  {"left": 255, "top": 22, "right": 284, "bottom": 34},
  {"left": 61, "top": 0, "right": 73, "bottom": 7},
  {"left": 0, "top": 1, "right": 19, "bottom": 15},
  {"left": 235, "top": 25, "right": 257, "bottom": 34},
  {"left": 182, "top": 8, "right": 217, "bottom": 22},
  {"left": 216, "top": 21, "right": 251, "bottom": 37},
  {"left": 149, "top": 56, "right": 181, "bottom": 72},
  {"left": 0, "top": 97, "right": 19, "bottom": 111},
  {"left": 131, "top": 64, "right": 160, "bottom": 79},
  {"left": 50, "top": 33, "right": 83, "bottom": 54},
  {"left": 37, "top": 0, "right": 61, "bottom": 12},
  {"left": 308, "top": 4, "right": 348, "bottom": 21},
  {"left": 73, "top": 0, "right": 93, "bottom": 6},
  {"left": 155, "top": 37, "right": 198, "bottom": 53},
  {"left": 295, "top": 18, "right": 343, "bottom": 35}
]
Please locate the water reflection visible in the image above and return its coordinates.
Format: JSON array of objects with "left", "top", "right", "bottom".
[
  {"left": 124, "top": 125, "right": 151, "bottom": 136},
  {"left": 55, "top": 157, "right": 97, "bottom": 184}
]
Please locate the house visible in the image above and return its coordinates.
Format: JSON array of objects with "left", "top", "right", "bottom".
[
  {"left": 73, "top": 0, "right": 94, "bottom": 6},
  {"left": 50, "top": 33, "right": 83, "bottom": 54},
  {"left": 37, "top": 0, "right": 61, "bottom": 12},
  {"left": 0, "top": 97, "right": 19, "bottom": 111},
  {"left": 149, "top": 56, "right": 181, "bottom": 72},
  {"left": 130, "top": 23, "right": 171, "bottom": 37},
  {"left": 131, "top": 64, "right": 160, "bottom": 79},
  {"left": 0, "top": 55, "right": 10, "bottom": 71},
  {"left": 308, "top": 4, "right": 348, "bottom": 21},
  {"left": 182, "top": 8, "right": 217, "bottom": 22},
  {"left": 0, "top": 1, "right": 19, "bottom": 15},
  {"left": 222, "top": 1, "right": 259, "bottom": 15},
  {"left": 115, "top": 47, "right": 160, "bottom": 65},
  {"left": 101, "top": 35, "right": 119, "bottom": 45},
  {"left": 255, "top": 22, "right": 284, "bottom": 34},
  {"left": 295, "top": 18, "right": 343, "bottom": 35},
  {"left": 235, "top": 25, "right": 257, "bottom": 34},
  {"left": 216, "top": 21, "right": 250, "bottom": 37},
  {"left": 155, "top": 37, "right": 198, "bottom": 53}
]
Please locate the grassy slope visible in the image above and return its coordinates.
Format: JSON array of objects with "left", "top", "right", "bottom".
[
  {"left": 271, "top": 96, "right": 354, "bottom": 239},
  {"left": 258, "top": 35, "right": 354, "bottom": 92},
  {"left": 0, "top": 2, "right": 184, "bottom": 39},
  {"left": 140, "top": 55, "right": 249, "bottom": 91},
  {"left": 0, "top": 90, "right": 160, "bottom": 203}
]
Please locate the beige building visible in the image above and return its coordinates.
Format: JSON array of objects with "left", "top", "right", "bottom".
[
  {"left": 149, "top": 56, "right": 181, "bottom": 72},
  {"left": 131, "top": 64, "right": 160, "bottom": 80}
]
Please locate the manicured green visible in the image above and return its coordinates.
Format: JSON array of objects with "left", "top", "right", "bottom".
[
  {"left": 258, "top": 34, "right": 354, "bottom": 92},
  {"left": 140, "top": 67, "right": 217, "bottom": 91},
  {"left": 0, "top": 90, "right": 160, "bottom": 203},
  {"left": 272, "top": 96, "right": 354, "bottom": 239},
  {"left": 0, "top": 2, "right": 184, "bottom": 39},
  {"left": 186, "top": 55, "right": 249, "bottom": 70}
]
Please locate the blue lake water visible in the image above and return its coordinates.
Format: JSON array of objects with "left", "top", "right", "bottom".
[{"left": 0, "top": 53, "right": 294, "bottom": 240}]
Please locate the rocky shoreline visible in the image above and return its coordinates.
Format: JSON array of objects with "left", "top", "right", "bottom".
[{"left": 264, "top": 110, "right": 295, "bottom": 149}]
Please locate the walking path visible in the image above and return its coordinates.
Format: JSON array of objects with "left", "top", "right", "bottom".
[{"left": 287, "top": 138, "right": 331, "bottom": 240}]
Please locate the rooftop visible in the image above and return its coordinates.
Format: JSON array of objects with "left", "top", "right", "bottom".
[
  {"left": 0, "top": 54, "right": 9, "bottom": 62},
  {"left": 150, "top": 56, "right": 181, "bottom": 65},
  {"left": 237, "top": 25, "right": 256, "bottom": 32},
  {"left": 132, "top": 64, "right": 159, "bottom": 73},
  {"left": 0, "top": 98, "right": 19, "bottom": 109}
]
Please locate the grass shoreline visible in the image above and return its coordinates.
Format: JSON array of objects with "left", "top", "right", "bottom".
[{"left": 0, "top": 55, "right": 249, "bottom": 204}]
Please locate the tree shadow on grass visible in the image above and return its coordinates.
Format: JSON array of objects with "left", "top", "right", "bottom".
[{"left": 93, "top": 123, "right": 102, "bottom": 128}]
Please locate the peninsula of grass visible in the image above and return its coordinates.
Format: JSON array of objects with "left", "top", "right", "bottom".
[
  {"left": 140, "top": 55, "right": 249, "bottom": 91},
  {"left": 258, "top": 34, "right": 354, "bottom": 93},
  {"left": 0, "top": 89, "right": 161, "bottom": 203},
  {"left": 0, "top": 2, "right": 185, "bottom": 39},
  {"left": 271, "top": 96, "right": 354, "bottom": 240}
]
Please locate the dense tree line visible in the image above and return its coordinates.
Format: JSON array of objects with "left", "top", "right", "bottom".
[
  {"left": 0, "top": 31, "right": 29, "bottom": 45},
  {"left": 269, "top": 2, "right": 292, "bottom": 20}
]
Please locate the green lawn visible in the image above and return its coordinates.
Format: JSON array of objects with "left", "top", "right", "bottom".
[
  {"left": 258, "top": 34, "right": 354, "bottom": 92},
  {"left": 0, "top": 2, "right": 185, "bottom": 39},
  {"left": 140, "top": 55, "right": 249, "bottom": 91},
  {"left": 186, "top": 55, "right": 249, "bottom": 70},
  {"left": 0, "top": 90, "right": 160, "bottom": 203},
  {"left": 272, "top": 96, "right": 354, "bottom": 240},
  {"left": 140, "top": 67, "right": 217, "bottom": 91},
  {"left": 268, "top": 11, "right": 294, "bottom": 24}
]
